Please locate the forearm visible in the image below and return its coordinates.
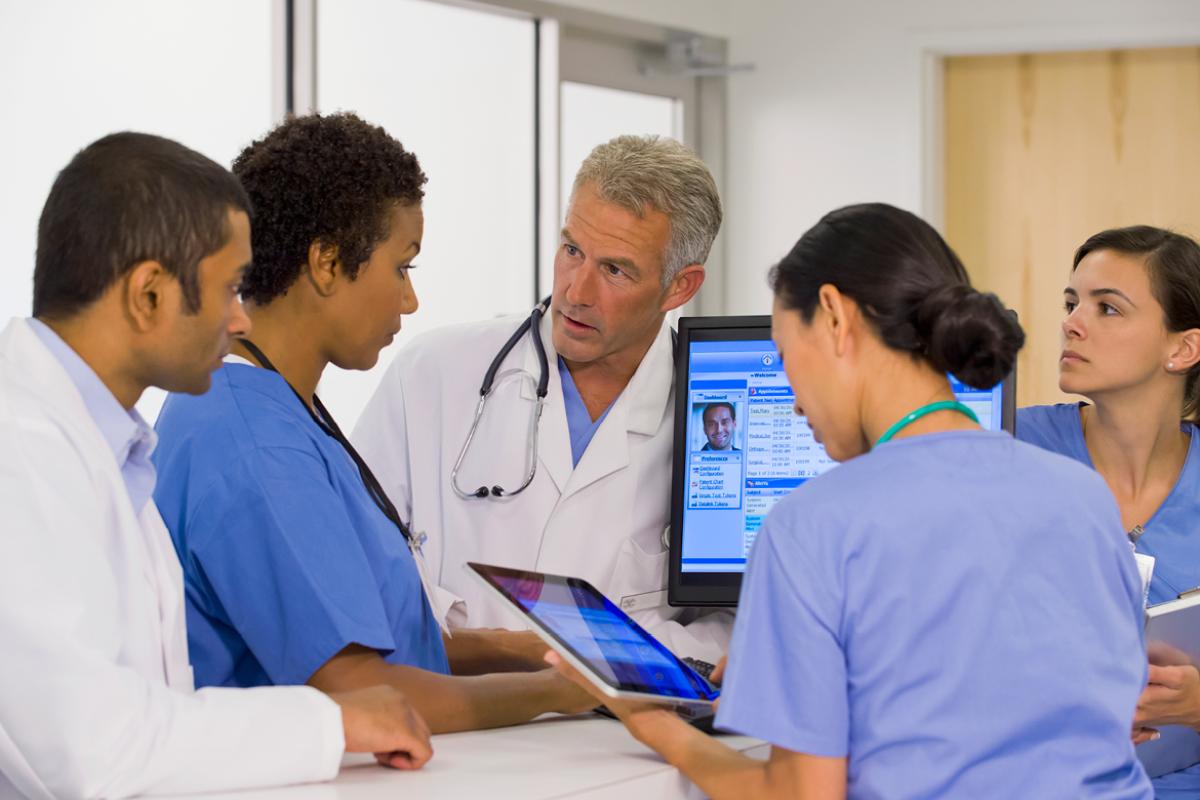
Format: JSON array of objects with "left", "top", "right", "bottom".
[
  {"left": 443, "top": 629, "right": 547, "bottom": 676},
  {"left": 630, "top": 711, "right": 844, "bottom": 800},
  {"left": 309, "top": 648, "right": 574, "bottom": 733},
  {"left": 634, "top": 712, "right": 774, "bottom": 800},
  {"left": 400, "top": 668, "right": 572, "bottom": 732}
]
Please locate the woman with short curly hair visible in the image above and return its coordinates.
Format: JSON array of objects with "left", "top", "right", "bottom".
[{"left": 151, "top": 112, "right": 591, "bottom": 734}]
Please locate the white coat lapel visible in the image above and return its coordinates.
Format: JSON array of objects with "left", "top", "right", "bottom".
[
  {"left": 562, "top": 320, "right": 674, "bottom": 499},
  {"left": 520, "top": 311, "right": 572, "bottom": 495}
]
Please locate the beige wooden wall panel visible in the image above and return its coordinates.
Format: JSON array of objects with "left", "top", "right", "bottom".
[{"left": 944, "top": 47, "right": 1200, "bottom": 407}]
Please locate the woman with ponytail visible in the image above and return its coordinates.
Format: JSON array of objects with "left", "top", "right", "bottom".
[
  {"left": 1016, "top": 226, "right": 1200, "bottom": 797},
  {"left": 546, "top": 203, "right": 1151, "bottom": 799}
]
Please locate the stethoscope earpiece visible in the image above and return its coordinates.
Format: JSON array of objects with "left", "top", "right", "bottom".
[
  {"left": 473, "top": 486, "right": 490, "bottom": 499},
  {"left": 491, "top": 486, "right": 505, "bottom": 497}
]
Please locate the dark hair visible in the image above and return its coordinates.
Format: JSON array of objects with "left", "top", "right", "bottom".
[
  {"left": 33, "top": 132, "right": 250, "bottom": 318},
  {"left": 1074, "top": 225, "right": 1200, "bottom": 420},
  {"left": 769, "top": 203, "right": 1024, "bottom": 390},
  {"left": 232, "top": 112, "right": 427, "bottom": 305},
  {"left": 703, "top": 402, "right": 736, "bottom": 421}
]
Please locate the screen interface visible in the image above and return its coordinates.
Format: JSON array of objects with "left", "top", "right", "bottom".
[
  {"left": 681, "top": 336, "right": 1004, "bottom": 574},
  {"left": 474, "top": 565, "right": 718, "bottom": 701}
]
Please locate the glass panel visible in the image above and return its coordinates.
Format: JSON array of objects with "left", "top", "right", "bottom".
[
  {"left": 316, "top": 0, "right": 536, "bottom": 428},
  {"left": 0, "top": 0, "right": 275, "bottom": 421}
]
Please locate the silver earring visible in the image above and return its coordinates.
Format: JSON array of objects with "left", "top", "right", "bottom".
[{"left": 1168, "top": 361, "right": 1175, "bottom": 371}]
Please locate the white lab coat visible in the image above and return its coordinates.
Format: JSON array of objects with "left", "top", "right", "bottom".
[
  {"left": 0, "top": 319, "right": 344, "bottom": 799},
  {"left": 353, "top": 311, "right": 732, "bottom": 664}
]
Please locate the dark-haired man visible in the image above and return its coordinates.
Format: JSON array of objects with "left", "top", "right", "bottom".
[
  {"left": 0, "top": 132, "right": 431, "bottom": 799},
  {"left": 701, "top": 403, "right": 739, "bottom": 452}
]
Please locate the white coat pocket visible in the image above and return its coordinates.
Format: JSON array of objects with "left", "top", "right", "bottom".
[{"left": 610, "top": 536, "right": 670, "bottom": 614}]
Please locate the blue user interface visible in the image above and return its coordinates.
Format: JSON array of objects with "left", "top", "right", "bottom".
[
  {"left": 486, "top": 569, "right": 717, "bottom": 701},
  {"left": 681, "top": 338, "right": 1005, "bottom": 574}
]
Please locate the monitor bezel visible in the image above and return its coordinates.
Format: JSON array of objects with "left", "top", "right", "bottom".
[
  {"left": 667, "top": 314, "right": 1017, "bottom": 608},
  {"left": 668, "top": 315, "right": 771, "bottom": 607}
]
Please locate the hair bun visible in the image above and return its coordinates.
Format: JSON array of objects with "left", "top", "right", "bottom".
[{"left": 913, "top": 284, "right": 1025, "bottom": 389}]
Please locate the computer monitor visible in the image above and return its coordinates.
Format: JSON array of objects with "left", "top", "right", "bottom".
[{"left": 667, "top": 315, "right": 1016, "bottom": 607}]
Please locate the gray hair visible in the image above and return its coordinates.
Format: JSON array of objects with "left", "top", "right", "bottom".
[{"left": 570, "top": 135, "right": 722, "bottom": 286}]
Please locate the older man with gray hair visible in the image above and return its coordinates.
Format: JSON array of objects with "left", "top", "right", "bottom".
[{"left": 353, "top": 135, "right": 731, "bottom": 668}]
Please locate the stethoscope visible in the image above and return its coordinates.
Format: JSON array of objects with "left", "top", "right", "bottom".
[
  {"left": 239, "top": 338, "right": 424, "bottom": 553},
  {"left": 451, "top": 297, "right": 551, "bottom": 499}
]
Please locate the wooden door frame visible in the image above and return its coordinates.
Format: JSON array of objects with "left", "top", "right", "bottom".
[{"left": 915, "top": 21, "right": 1200, "bottom": 233}]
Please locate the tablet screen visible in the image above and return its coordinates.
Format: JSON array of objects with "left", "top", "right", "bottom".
[{"left": 469, "top": 563, "right": 718, "bottom": 701}]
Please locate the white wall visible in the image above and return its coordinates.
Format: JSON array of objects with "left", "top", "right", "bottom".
[
  {"left": 544, "top": 0, "right": 1200, "bottom": 315},
  {"left": 313, "top": 0, "right": 536, "bottom": 427},
  {"left": 720, "top": 0, "right": 1200, "bottom": 315},
  {"left": 0, "top": 0, "right": 275, "bottom": 421},
  {"left": 6, "top": 1, "right": 1197, "bottom": 356},
  {"left": 544, "top": 0, "right": 730, "bottom": 37},
  {"left": 0, "top": 0, "right": 275, "bottom": 326}
]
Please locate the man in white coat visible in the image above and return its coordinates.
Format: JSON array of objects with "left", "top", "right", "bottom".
[
  {"left": 0, "top": 132, "right": 432, "bottom": 799},
  {"left": 353, "top": 135, "right": 732, "bottom": 664}
]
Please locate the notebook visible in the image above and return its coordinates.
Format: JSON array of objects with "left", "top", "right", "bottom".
[{"left": 1137, "top": 591, "right": 1200, "bottom": 778}]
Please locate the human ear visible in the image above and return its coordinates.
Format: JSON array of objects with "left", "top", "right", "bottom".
[
  {"left": 123, "top": 260, "right": 172, "bottom": 333},
  {"left": 817, "top": 284, "right": 854, "bottom": 357},
  {"left": 1168, "top": 328, "right": 1200, "bottom": 373},
  {"left": 305, "top": 240, "right": 340, "bottom": 296},
  {"left": 660, "top": 264, "right": 706, "bottom": 312}
]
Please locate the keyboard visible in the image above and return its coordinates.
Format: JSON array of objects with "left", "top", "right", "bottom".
[{"left": 682, "top": 656, "right": 716, "bottom": 680}]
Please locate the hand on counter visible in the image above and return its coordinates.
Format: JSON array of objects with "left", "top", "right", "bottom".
[{"left": 331, "top": 685, "right": 433, "bottom": 770}]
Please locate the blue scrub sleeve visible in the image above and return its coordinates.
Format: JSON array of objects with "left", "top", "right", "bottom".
[
  {"left": 186, "top": 445, "right": 398, "bottom": 686},
  {"left": 716, "top": 519, "right": 850, "bottom": 757}
]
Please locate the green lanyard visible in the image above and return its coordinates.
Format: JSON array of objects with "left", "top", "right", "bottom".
[{"left": 875, "top": 400, "right": 980, "bottom": 446}]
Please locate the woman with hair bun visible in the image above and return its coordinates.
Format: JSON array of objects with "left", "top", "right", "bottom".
[
  {"left": 1016, "top": 226, "right": 1200, "bottom": 797},
  {"left": 547, "top": 203, "right": 1152, "bottom": 798}
]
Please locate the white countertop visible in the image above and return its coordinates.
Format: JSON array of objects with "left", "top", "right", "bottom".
[{"left": 174, "top": 714, "right": 768, "bottom": 800}]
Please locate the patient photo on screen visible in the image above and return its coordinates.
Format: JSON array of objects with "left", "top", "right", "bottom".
[{"left": 693, "top": 401, "right": 743, "bottom": 453}]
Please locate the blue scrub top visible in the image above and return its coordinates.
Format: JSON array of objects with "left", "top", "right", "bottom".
[
  {"left": 558, "top": 356, "right": 614, "bottom": 467},
  {"left": 1019, "top": 403, "right": 1200, "bottom": 798},
  {"left": 716, "top": 430, "right": 1151, "bottom": 798},
  {"left": 153, "top": 362, "right": 449, "bottom": 688}
]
